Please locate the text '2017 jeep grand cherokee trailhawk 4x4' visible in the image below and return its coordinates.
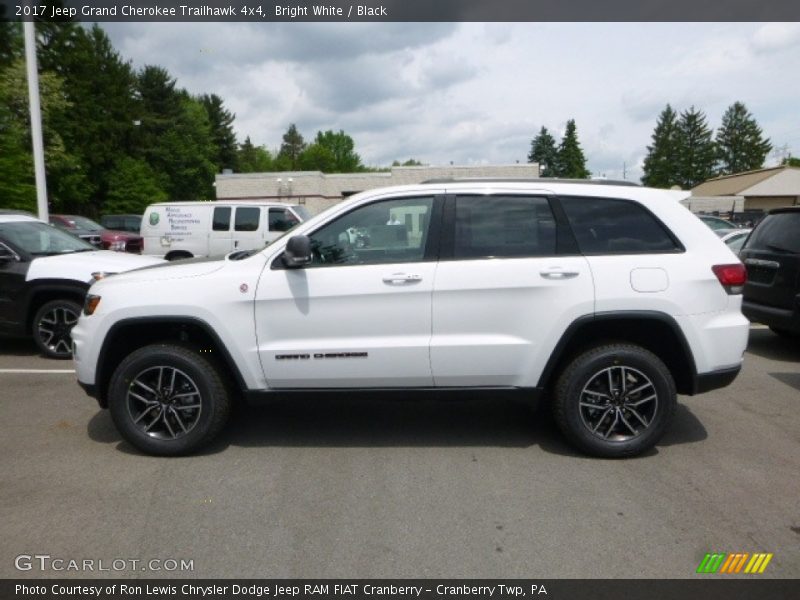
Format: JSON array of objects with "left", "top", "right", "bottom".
[{"left": 72, "top": 180, "right": 749, "bottom": 457}]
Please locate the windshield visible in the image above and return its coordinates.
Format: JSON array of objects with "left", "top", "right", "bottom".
[
  {"left": 63, "top": 215, "right": 104, "bottom": 231},
  {"left": 744, "top": 213, "right": 800, "bottom": 254},
  {"left": 0, "top": 221, "right": 96, "bottom": 255}
]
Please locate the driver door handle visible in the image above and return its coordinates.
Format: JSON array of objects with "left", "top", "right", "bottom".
[
  {"left": 383, "top": 273, "right": 422, "bottom": 285},
  {"left": 540, "top": 267, "right": 579, "bottom": 279}
]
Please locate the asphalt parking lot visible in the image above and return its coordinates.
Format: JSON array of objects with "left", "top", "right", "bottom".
[{"left": 1, "top": 326, "right": 798, "bottom": 579}]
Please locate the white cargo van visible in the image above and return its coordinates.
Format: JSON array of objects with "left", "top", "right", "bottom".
[{"left": 140, "top": 201, "right": 309, "bottom": 260}]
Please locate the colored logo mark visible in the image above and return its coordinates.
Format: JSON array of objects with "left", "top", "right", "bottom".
[{"left": 696, "top": 552, "right": 773, "bottom": 574}]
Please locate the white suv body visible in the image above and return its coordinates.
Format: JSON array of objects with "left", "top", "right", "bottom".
[{"left": 72, "top": 181, "right": 749, "bottom": 457}]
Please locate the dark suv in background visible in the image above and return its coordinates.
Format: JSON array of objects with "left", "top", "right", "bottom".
[{"left": 740, "top": 207, "right": 800, "bottom": 338}]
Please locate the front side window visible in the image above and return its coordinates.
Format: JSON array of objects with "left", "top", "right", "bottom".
[
  {"left": 234, "top": 207, "right": 260, "bottom": 232},
  {"left": 560, "top": 196, "right": 681, "bottom": 254},
  {"left": 269, "top": 208, "right": 300, "bottom": 232},
  {"left": 454, "top": 195, "right": 556, "bottom": 259},
  {"left": 213, "top": 207, "right": 231, "bottom": 231},
  {"left": 308, "top": 196, "right": 434, "bottom": 266}
]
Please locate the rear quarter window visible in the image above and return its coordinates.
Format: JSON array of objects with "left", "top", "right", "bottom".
[{"left": 560, "top": 196, "right": 682, "bottom": 255}]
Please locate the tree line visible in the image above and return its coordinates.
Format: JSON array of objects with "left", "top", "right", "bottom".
[
  {"left": 0, "top": 22, "right": 383, "bottom": 217},
  {"left": 0, "top": 21, "right": 786, "bottom": 220}
]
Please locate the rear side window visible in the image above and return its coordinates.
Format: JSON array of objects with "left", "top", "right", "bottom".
[
  {"left": 454, "top": 195, "right": 556, "bottom": 258},
  {"left": 212, "top": 207, "right": 231, "bottom": 231},
  {"left": 744, "top": 212, "right": 800, "bottom": 253},
  {"left": 560, "top": 197, "right": 681, "bottom": 254},
  {"left": 234, "top": 207, "right": 260, "bottom": 232}
]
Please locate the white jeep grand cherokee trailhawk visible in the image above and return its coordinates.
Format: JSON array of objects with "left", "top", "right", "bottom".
[{"left": 72, "top": 180, "right": 749, "bottom": 457}]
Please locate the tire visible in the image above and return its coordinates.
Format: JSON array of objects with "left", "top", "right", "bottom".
[
  {"left": 552, "top": 344, "right": 676, "bottom": 458},
  {"left": 32, "top": 299, "right": 82, "bottom": 359},
  {"left": 107, "top": 344, "right": 231, "bottom": 456}
]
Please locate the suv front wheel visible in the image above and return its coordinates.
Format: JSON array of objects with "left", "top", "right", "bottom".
[
  {"left": 108, "top": 344, "right": 231, "bottom": 456},
  {"left": 553, "top": 344, "right": 676, "bottom": 458}
]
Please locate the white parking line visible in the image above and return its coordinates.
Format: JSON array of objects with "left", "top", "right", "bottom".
[{"left": 0, "top": 369, "right": 75, "bottom": 374}]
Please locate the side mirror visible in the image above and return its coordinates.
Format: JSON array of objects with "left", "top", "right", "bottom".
[{"left": 283, "top": 235, "right": 312, "bottom": 268}]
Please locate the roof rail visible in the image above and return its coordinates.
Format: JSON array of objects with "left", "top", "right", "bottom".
[{"left": 421, "top": 177, "right": 640, "bottom": 187}]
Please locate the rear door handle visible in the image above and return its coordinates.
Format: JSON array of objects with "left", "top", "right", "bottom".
[
  {"left": 382, "top": 273, "right": 422, "bottom": 285},
  {"left": 540, "top": 267, "right": 579, "bottom": 279}
]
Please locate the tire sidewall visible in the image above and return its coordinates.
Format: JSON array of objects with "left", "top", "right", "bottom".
[
  {"left": 108, "top": 346, "right": 226, "bottom": 456},
  {"left": 556, "top": 346, "right": 676, "bottom": 458}
]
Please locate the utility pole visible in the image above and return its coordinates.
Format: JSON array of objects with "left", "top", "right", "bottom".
[
  {"left": 24, "top": 19, "right": 49, "bottom": 221},
  {"left": 622, "top": 161, "right": 627, "bottom": 180}
]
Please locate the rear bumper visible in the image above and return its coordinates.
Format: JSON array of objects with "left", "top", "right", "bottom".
[
  {"left": 693, "top": 365, "right": 741, "bottom": 395},
  {"left": 742, "top": 299, "right": 800, "bottom": 334}
]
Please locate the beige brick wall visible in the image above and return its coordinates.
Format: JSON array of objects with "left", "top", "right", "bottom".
[{"left": 215, "top": 164, "right": 541, "bottom": 214}]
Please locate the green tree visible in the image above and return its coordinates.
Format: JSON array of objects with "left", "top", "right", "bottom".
[
  {"left": 392, "top": 158, "right": 423, "bottom": 166},
  {"left": 715, "top": 102, "right": 772, "bottom": 176},
  {"left": 237, "top": 137, "right": 274, "bottom": 172},
  {"left": 309, "top": 129, "right": 362, "bottom": 172},
  {"left": 275, "top": 124, "right": 306, "bottom": 170},
  {"left": 641, "top": 104, "right": 681, "bottom": 188},
  {"left": 135, "top": 66, "right": 216, "bottom": 199},
  {"left": 527, "top": 126, "right": 559, "bottom": 177},
  {"left": 782, "top": 156, "right": 800, "bottom": 167},
  {"left": 554, "top": 119, "right": 590, "bottom": 179},
  {"left": 298, "top": 143, "right": 336, "bottom": 172},
  {"left": 105, "top": 157, "right": 168, "bottom": 214},
  {"left": 675, "top": 106, "right": 717, "bottom": 189},
  {"left": 37, "top": 24, "right": 138, "bottom": 213},
  {"left": 0, "top": 22, "right": 21, "bottom": 68},
  {"left": 0, "top": 59, "right": 85, "bottom": 212},
  {"left": 200, "top": 93, "right": 238, "bottom": 172}
]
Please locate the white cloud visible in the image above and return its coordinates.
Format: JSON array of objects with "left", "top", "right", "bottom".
[{"left": 99, "top": 22, "right": 799, "bottom": 181}]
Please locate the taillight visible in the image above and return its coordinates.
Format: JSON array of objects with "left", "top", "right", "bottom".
[{"left": 712, "top": 263, "right": 747, "bottom": 294}]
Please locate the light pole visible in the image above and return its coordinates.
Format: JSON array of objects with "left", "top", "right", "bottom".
[{"left": 24, "top": 19, "right": 48, "bottom": 221}]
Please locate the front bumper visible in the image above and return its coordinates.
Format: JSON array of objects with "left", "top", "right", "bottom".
[{"left": 693, "top": 365, "right": 741, "bottom": 395}]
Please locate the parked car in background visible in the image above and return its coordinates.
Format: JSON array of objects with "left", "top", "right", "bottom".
[
  {"left": 740, "top": 207, "right": 800, "bottom": 338},
  {"left": 140, "top": 201, "right": 308, "bottom": 260},
  {"left": 50, "top": 214, "right": 143, "bottom": 253},
  {"left": 0, "top": 214, "right": 162, "bottom": 358},
  {"left": 714, "top": 228, "right": 751, "bottom": 254},
  {"left": 100, "top": 214, "right": 142, "bottom": 234},
  {"left": 698, "top": 215, "right": 738, "bottom": 231}
]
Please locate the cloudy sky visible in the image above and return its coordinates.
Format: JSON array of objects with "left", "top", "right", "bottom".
[{"left": 102, "top": 22, "right": 800, "bottom": 181}]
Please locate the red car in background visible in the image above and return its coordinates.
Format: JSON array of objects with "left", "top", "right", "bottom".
[{"left": 49, "top": 214, "right": 143, "bottom": 253}]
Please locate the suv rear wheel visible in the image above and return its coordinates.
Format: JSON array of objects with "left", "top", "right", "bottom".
[
  {"left": 553, "top": 344, "right": 676, "bottom": 458},
  {"left": 108, "top": 344, "right": 231, "bottom": 456},
  {"left": 33, "top": 299, "right": 81, "bottom": 359}
]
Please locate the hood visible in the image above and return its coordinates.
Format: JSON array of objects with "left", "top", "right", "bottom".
[
  {"left": 26, "top": 250, "right": 164, "bottom": 283},
  {"left": 93, "top": 254, "right": 227, "bottom": 284}
]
